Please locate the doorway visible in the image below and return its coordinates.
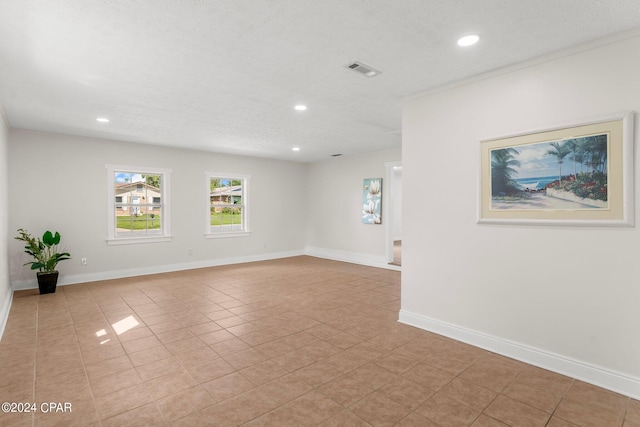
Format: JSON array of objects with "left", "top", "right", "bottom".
[{"left": 385, "top": 161, "right": 402, "bottom": 266}]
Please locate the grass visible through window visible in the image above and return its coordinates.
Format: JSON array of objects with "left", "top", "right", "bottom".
[
  {"left": 210, "top": 211, "right": 242, "bottom": 225},
  {"left": 116, "top": 214, "right": 161, "bottom": 230}
]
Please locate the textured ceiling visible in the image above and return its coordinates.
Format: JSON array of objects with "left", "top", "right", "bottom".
[{"left": 1, "top": 1, "right": 640, "bottom": 162}]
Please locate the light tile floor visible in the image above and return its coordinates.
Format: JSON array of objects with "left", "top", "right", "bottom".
[{"left": 0, "top": 256, "right": 638, "bottom": 426}]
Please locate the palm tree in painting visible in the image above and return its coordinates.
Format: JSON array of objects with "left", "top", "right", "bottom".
[
  {"left": 564, "top": 139, "right": 580, "bottom": 177},
  {"left": 573, "top": 135, "right": 607, "bottom": 175},
  {"left": 546, "top": 141, "right": 571, "bottom": 186},
  {"left": 572, "top": 137, "right": 590, "bottom": 174},
  {"left": 588, "top": 134, "right": 608, "bottom": 174},
  {"left": 491, "top": 148, "right": 520, "bottom": 197}
]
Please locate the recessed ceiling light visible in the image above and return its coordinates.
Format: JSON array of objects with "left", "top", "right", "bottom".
[
  {"left": 292, "top": 147, "right": 301, "bottom": 151},
  {"left": 294, "top": 105, "right": 307, "bottom": 111},
  {"left": 96, "top": 117, "right": 110, "bottom": 123},
  {"left": 457, "top": 34, "right": 480, "bottom": 47}
]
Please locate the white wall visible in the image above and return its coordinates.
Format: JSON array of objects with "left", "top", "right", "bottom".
[
  {"left": 0, "top": 108, "right": 11, "bottom": 339},
  {"left": 306, "top": 149, "right": 401, "bottom": 268},
  {"left": 402, "top": 32, "right": 640, "bottom": 398},
  {"left": 8, "top": 130, "right": 308, "bottom": 287}
]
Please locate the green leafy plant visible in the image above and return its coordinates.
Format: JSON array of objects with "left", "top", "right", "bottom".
[{"left": 15, "top": 229, "right": 71, "bottom": 272}]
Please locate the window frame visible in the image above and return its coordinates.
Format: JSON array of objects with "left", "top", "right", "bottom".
[
  {"left": 205, "top": 172, "right": 251, "bottom": 238},
  {"left": 107, "top": 165, "right": 172, "bottom": 245}
]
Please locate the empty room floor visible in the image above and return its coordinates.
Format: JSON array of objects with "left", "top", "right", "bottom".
[{"left": 0, "top": 256, "right": 637, "bottom": 427}]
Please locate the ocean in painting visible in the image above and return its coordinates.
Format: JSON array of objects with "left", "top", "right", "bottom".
[{"left": 515, "top": 175, "right": 557, "bottom": 191}]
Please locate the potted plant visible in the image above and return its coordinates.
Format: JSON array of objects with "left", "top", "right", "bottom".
[{"left": 15, "top": 228, "right": 71, "bottom": 294}]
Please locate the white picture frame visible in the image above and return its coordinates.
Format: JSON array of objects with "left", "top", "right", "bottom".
[{"left": 478, "top": 112, "right": 634, "bottom": 226}]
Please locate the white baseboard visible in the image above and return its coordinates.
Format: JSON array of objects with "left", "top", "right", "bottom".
[
  {"left": 0, "top": 285, "right": 13, "bottom": 341},
  {"left": 11, "top": 248, "right": 399, "bottom": 291},
  {"left": 11, "top": 250, "right": 306, "bottom": 291},
  {"left": 305, "top": 246, "right": 400, "bottom": 271},
  {"left": 399, "top": 309, "right": 640, "bottom": 400}
]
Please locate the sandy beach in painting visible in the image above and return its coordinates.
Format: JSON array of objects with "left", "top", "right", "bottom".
[{"left": 491, "top": 193, "right": 598, "bottom": 210}]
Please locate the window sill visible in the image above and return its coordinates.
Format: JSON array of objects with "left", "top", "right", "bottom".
[
  {"left": 205, "top": 231, "right": 251, "bottom": 239},
  {"left": 107, "top": 236, "right": 173, "bottom": 245}
]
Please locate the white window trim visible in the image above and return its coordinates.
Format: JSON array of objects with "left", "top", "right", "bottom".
[
  {"left": 107, "top": 164, "right": 173, "bottom": 245},
  {"left": 205, "top": 171, "right": 251, "bottom": 238}
]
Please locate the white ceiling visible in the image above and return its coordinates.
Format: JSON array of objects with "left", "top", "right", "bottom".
[{"left": 1, "top": 1, "right": 640, "bottom": 162}]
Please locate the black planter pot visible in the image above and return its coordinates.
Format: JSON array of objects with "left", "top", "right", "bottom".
[{"left": 37, "top": 271, "right": 59, "bottom": 294}]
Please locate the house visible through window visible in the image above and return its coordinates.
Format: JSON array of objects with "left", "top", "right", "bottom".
[
  {"left": 107, "top": 165, "right": 172, "bottom": 244},
  {"left": 206, "top": 173, "right": 250, "bottom": 237}
]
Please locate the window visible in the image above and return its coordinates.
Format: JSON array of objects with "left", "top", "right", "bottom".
[
  {"left": 107, "top": 165, "right": 172, "bottom": 244},
  {"left": 206, "top": 172, "right": 250, "bottom": 238}
]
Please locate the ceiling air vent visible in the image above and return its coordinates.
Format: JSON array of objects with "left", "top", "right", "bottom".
[{"left": 346, "top": 61, "right": 381, "bottom": 77}]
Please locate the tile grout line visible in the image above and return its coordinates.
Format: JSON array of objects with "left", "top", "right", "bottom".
[
  {"left": 106, "top": 288, "right": 171, "bottom": 425},
  {"left": 67, "top": 287, "right": 104, "bottom": 427},
  {"left": 31, "top": 296, "right": 38, "bottom": 427},
  {"left": 544, "top": 377, "right": 575, "bottom": 426}
]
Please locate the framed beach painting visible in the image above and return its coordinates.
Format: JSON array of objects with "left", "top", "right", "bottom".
[
  {"left": 478, "top": 112, "right": 634, "bottom": 226},
  {"left": 362, "top": 178, "right": 382, "bottom": 224}
]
